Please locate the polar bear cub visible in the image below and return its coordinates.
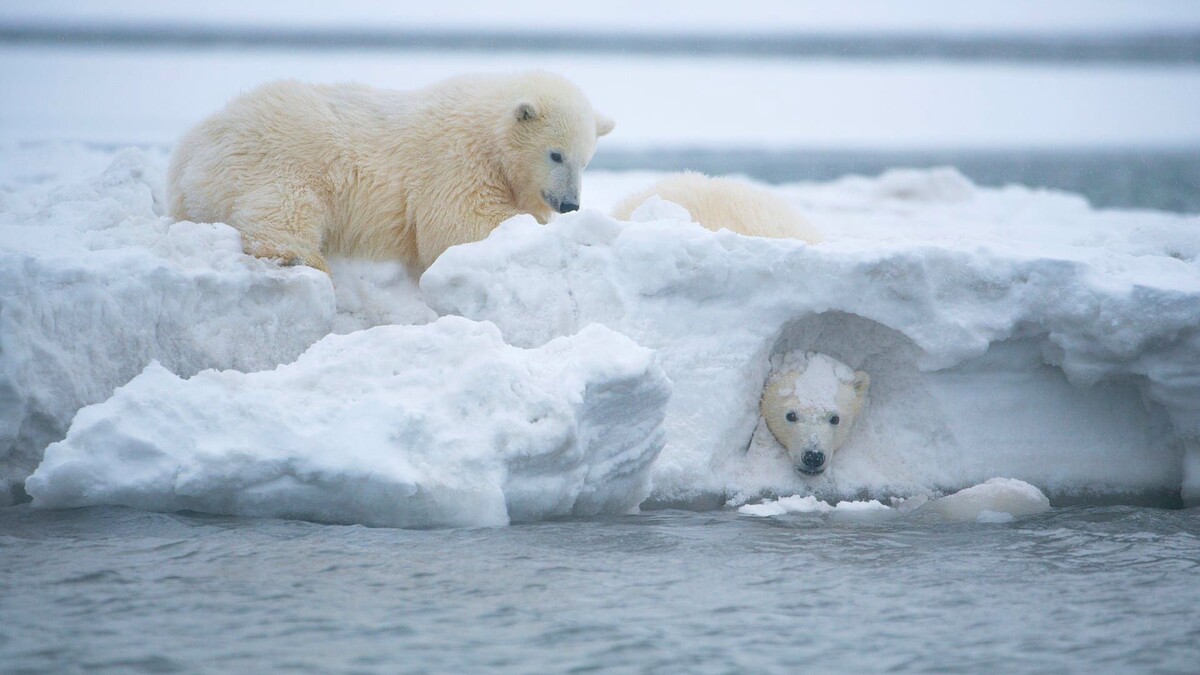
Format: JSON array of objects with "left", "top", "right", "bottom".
[
  {"left": 612, "top": 172, "right": 820, "bottom": 242},
  {"left": 168, "top": 72, "right": 614, "bottom": 274},
  {"left": 760, "top": 351, "right": 870, "bottom": 476}
]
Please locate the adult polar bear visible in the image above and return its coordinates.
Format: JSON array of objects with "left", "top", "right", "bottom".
[{"left": 168, "top": 72, "right": 614, "bottom": 274}]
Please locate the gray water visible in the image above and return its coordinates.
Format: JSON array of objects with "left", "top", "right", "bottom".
[
  {"left": 4, "top": 23, "right": 1199, "bottom": 64},
  {"left": 593, "top": 148, "right": 1200, "bottom": 214},
  {"left": 3, "top": 504, "right": 1198, "bottom": 673}
]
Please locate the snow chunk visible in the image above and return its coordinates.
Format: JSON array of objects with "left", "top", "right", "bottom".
[
  {"left": 929, "top": 478, "right": 1051, "bottom": 523},
  {"left": 739, "top": 478, "right": 1048, "bottom": 523},
  {"left": 26, "top": 317, "right": 671, "bottom": 528},
  {"left": 328, "top": 258, "right": 437, "bottom": 333},
  {"left": 769, "top": 351, "right": 851, "bottom": 408},
  {"left": 629, "top": 195, "right": 694, "bottom": 224},
  {"left": 738, "top": 495, "right": 890, "bottom": 517},
  {"left": 0, "top": 149, "right": 335, "bottom": 505}
]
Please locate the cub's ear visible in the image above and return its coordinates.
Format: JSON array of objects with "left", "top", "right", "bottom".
[
  {"left": 595, "top": 113, "right": 615, "bottom": 137},
  {"left": 515, "top": 102, "right": 539, "bottom": 122},
  {"left": 852, "top": 371, "right": 871, "bottom": 397}
]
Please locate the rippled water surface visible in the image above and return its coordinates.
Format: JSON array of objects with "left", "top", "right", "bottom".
[{"left": 2, "top": 505, "right": 1198, "bottom": 673}]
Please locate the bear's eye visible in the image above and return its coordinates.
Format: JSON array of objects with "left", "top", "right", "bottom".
[
  {"left": 550, "top": 151, "right": 564, "bottom": 163},
  {"left": 829, "top": 415, "right": 840, "bottom": 425},
  {"left": 785, "top": 411, "right": 798, "bottom": 423}
]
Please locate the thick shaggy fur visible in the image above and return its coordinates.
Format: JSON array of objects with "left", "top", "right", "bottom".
[
  {"left": 168, "top": 72, "right": 613, "bottom": 273},
  {"left": 760, "top": 352, "right": 869, "bottom": 476},
  {"left": 612, "top": 172, "right": 820, "bottom": 242}
]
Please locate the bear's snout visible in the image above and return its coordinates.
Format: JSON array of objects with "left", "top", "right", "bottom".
[
  {"left": 542, "top": 191, "right": 580, "bottom": 214},
  {"left": 799, "top": 450, "right": 826, "bottom": 475}
]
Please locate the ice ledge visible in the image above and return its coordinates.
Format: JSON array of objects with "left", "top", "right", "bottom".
[
  {"left": 422, "top": 207, "right": 1200, "bottom": 503},
  {"left": 26, "top": 318, "right": 671, "bottom": 528}
]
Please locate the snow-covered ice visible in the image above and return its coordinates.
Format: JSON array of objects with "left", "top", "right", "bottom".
[
  {"left": 425, "top": 169, "right": 1200, "bottom": 506},
  {"left": 737, "top": 477, "right": 1050, "bottom": 523},
  {"left": 0, "top": 148, "right": 335, "bottom": 504},
  {"left": 737, "top": 495, "right": 891, "bottom": 518},
  {"left": 25, "top": 317, "right": 670, "bottom": 528},
  {"left": 4, "top": 145, "right": 1199, "bottom": 522}
]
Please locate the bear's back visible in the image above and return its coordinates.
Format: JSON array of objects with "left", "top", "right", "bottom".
[{"left": 613, "top": 172, "right": 820, "bottom": 243}]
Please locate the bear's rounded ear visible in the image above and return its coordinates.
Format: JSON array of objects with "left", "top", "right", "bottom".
[
  {"left": 853, "top": 371, "right": 870, "bottom": 396},
  {"left": 596, "top": 113, "right": 615, "bottom": 137},
  {"left": 515, "top": 102, "right": 539, "bottom": 122}
]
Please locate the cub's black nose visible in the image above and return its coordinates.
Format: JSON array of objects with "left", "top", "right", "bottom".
[
  {"left": 559, "top": 202, "right": 579, "bottom": 213},
  {"left": 801, "top": 451, "right": 825, "bottom": 469}
]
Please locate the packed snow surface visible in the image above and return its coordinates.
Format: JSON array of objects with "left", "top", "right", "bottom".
[
  {"left": 738, "top": 495, "right": 891, "bottom": 518},
  {"left": 737, "top": 477, "right": 1051, "bottom": 523},
  {"left": 25, "top": 317, "right": 670, "bottom": 528},
  {"left": 5, "top": 145, "right": 1200, "bottom": 520},
  {"left": 0, "top": 149, "right": 335, "bottom": 504},
  {"left": 425, "top": 169, "right": 1200, "bottom": 505}
]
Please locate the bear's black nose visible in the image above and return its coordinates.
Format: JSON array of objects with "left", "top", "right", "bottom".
[
  {"left": 801, "top": 451, "right": 825, "bottom": 469},
  {"left": 559, "top": 202, "right": 579, "bottom": 213}
]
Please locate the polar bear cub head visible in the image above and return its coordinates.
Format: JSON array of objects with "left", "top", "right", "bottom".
[
  {"left": 502, "top": 72, "right": 614, "bottom": 219},
  {"left": 760, "top": 352, "right": 870, "bottom": 476}
]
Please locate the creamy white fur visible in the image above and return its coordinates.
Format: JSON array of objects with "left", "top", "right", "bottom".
[
  {"left": 168, "top": 72, "right": 614, "bottom": 273},
  {"left": 759, "top": 352, "right": 869, "bottom": 476},
  {"left": 612, "top": 172, "right": 820, "bottom": 242}
]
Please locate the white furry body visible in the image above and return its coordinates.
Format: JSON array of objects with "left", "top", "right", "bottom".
[
  {"left": 612, "top": 172, "right": 820, "bottom": 242},
  {"left": 168, "top": 72, "right": 612, "bottom": 273}
]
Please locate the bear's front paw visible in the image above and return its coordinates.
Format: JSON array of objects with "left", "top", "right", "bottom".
[
  {"left": 246, "top": 241, "right": 331, "bottom": 275},
  {"left": 276, "top": 254, "right": 330, "bottom": 275}
]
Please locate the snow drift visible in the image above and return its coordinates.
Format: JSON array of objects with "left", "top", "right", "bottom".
[
  {"left": 0, "top": 149, "right": 337, "bottom": 505},
  {"left": 5, "top": 146, "right": 1199, "bottom": 519},
  {"left": 0, "top": 148, "right": 437, "bottom": 506},
  {"left": 25, "top": 317, "right": 670, "bottom": 527},
  {"left": 422, "top": 171, "right": 1200, "bottom": 506}
]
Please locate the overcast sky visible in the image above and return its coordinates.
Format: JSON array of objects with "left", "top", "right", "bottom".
[{"left": 3, "top": 0, "right": 1200, "bottom": 34}]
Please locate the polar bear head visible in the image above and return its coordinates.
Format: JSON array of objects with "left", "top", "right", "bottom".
[
  {"left": 760, "top": 352, "right": 870, "bottom": 476},
  {"left": 501, "top": 72, "right": 614, "bottom": 221}
]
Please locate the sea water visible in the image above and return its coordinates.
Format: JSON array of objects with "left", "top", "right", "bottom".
[{"left": 2, "top": 504, "right": 1198, "bottom": 673}]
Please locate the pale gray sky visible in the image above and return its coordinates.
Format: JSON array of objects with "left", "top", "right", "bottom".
[{"left": 3, "top": 0, "right": 1200, "bottom": 34}]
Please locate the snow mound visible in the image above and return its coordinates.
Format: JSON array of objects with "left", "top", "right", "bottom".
[
  {"left": 927, "top": 478, "right": 1051, "bottom": 523},
  {"left": 421, "top": 180, "right": 1200, "bottom": 505},
  {"left": 0, "top": 149, "right": 335, "bottom": 505},
  {"left": 26, "top": 317, "right": 671, "bottom": 528},
  {"left": 0, "top": 149, "right": 446, "bottom": 506},
  {"left": 629, "top": 194, "right": 695, "bottom": 224},
  {"left": 7, "top": 148, "right": 1199, "bottom": 513}
]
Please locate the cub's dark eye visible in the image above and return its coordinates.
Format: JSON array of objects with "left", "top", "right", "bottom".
[
  {"left": 785, "top": 411, "right": 798, "bottom": 423},
  {"left": 550, "top": 152, "right": 563, "bottom": 163},
  {"left": 829, "top": 415, "right": 840, "bottom": 425}
]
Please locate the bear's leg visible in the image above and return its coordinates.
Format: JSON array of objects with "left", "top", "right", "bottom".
[
  {"left": 415, "top": 204, "right": 519, "bottom": 270},
  {"left": 230, "top": 183, "right": 332, "bottom": 274}
]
